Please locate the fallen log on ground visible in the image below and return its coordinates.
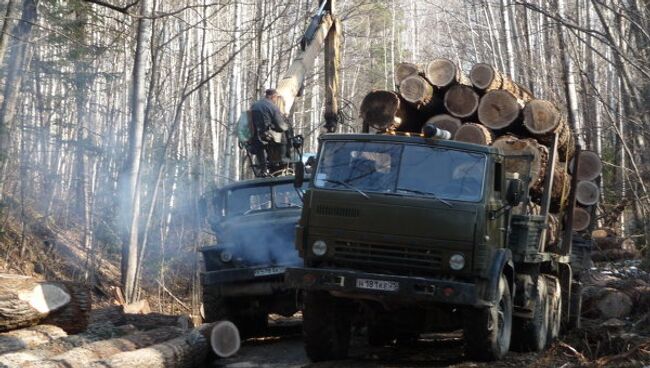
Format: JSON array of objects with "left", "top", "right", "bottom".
[
  {"left": 90, "top": 306, "right": 193, "bottom": 331},
  {"left": 0, "top": 274, "right": 90, "bottom": 333},
  {"left": 582, "top": 286, "right": 633, "bottom": 319},
  {"left": 209, "top": 320, "right": 240, "bottom": 358},
  {"left": 0, "top": 325, "right": 67, "bottom": 355},
  {"left": 591, "top": 248, "right": 641, "bottom": 262},
  {"left": 85, "top": 329, "right": 209, "bottom": 368},
  {"left": 21, "top": 326, "right": 184, "bottom": 368},
  {"left": 0, "top": 323, "right": 135, "bottom": 368}
]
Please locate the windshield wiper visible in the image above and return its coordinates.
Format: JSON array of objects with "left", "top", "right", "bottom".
[
  {"left": 323, "top": 179, "right": 370, "bottom": 199},
  {"left": 396, "top": 187, "right": 453, "bottom": 207}
]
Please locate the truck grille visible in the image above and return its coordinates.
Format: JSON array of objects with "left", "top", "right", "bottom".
[{"left": 332, "top": 240, "right": 443, "bottom": 275}]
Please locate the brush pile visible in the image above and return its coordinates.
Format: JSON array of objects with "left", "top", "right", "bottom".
[{"left": 360, "top": 58, "right": 603, "bottom": 248}]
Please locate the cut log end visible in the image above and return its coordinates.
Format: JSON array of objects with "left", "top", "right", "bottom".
[
  {"left": 425, "top": 114, "right": 461, "bottom": 136},
  {"left": 399, "top": 75, "right": 434, "bottom": 106},
  {"left": 443, "top": 85, "right": 479, "bottom": 118},
  {"left": 395, "top": 62, "right": 420, "bottom": 86},
  {"left": 573, "top": 207, "right": 591, "bottom": 232},
  {"left": 523, "top": 99, "right": 561, "bottom": 135},
  {"left": 425, "top": 58, "right": 459, "bottom": 88},
  {"left": 210, "top": 321, "right": 241, "bottom": 358},
  {"left": 572, "top": 150, "right": 603, "bottom": 181},
  {"left": 492, "top": 136, "right": 548, "bottom": 191},
  {"left": 469, "top": 63, "right": 498, "bottom": 90},
  {"left": 360, "top": 90, "right": 400, "bottom": 130},
  {"left": 454, "top": 123, "right": 494, "bottom": 145},
  {"left": 576, "top": 180, "right": 600, "bottom": 206},
  {"left": 478, "top": 90, "right": 522, "bottom": 130}
]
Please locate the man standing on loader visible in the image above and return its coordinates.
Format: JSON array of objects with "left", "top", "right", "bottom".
[{"left": 250, "top": 89, "right": 292, "bottom": 175}]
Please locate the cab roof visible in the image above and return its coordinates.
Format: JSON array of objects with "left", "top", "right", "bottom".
[
  {"left": 219, "top": 175, "right": 296, "bottom": 191},
  {"left": 319, "top": 133, "right": 501, "bottom": 155}
]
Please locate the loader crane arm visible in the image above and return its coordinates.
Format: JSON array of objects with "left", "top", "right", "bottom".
[{"left": 241, "top": 0, "right": 340, "bottom": 178}]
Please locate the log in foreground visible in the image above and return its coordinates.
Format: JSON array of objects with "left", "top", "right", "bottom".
[
  {"left": 478, "top": 90, "right": 524, "bottom": 130},
  {"left": 454, "top": 123, "right": 494, "bottom": 145},
  {"left": 0, "top": 323, "right": 135, "bottom": 368},
  {"left": 22, "top": 326, "right": 184, "bottom": 368},
  {"left": 443, "top": 85, "right": 479, "bottom": 119},
  {"left": 209, "top": 320, "right": 240, "bottom": 358},
  {"left": 424, "top": 58, "right": 468, "bottom": 88},
  {"left": 85, "top": 329, "right": 208, "bottom": 368},
  {"left": 0, "top": 325, "right": 67, "bottom": 355},
  {"left": 0, "top": 274, "right": 90, "bottom": 333},
  {"left": 522, "top": 99, "right": 575, "bottom": 159},
  {"left": 425, "top": 114, "right": 462, "bottom": 136}
]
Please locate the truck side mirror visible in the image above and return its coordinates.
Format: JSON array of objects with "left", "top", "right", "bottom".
[
  {"left": 294, "top": 161, "right": 305, "bottom": 188},
  {"left": 506, "top": 179, "right": 524, "bottom": 206}
]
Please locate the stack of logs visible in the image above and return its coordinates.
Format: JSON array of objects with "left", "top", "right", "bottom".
[
  {"left": 360, "top": 58, "right": 604, "bottom": 247},
  {"left": 0, "top": 273, "right": 240, "bottom": 368}
]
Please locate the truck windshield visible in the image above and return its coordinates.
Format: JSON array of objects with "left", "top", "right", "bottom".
[
  {"left": 314, "top": 141, "right": 487, "bottom": 202},
  {"left": 225, "top": 183, "right": 304, "bottom": 216}
]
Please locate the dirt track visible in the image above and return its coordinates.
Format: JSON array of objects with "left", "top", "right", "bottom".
[{"left": 210, "top": 320, "right": 548, "bottom": 368}]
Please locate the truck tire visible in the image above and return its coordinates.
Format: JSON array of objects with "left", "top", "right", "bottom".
[
  {"left": 235, "top": 312, "right": 269, "bottom": 338},
  {"left": 463, "top": 274, "right": 512, "bottom": 361},
  {"left": 202, "top": 287, "right": 267, "bottom": 338},
  {"left": 546, "top": 276, "right": 562, "bottom": 343},
  {"left": 303, "top": 291, "right": 352, "bottom": 362},
  {"left": 511, "top": 276, "right": 548, "bottom": 352},
  {"left": 367, "top": 319, "right": 394, "bottom": 347}
]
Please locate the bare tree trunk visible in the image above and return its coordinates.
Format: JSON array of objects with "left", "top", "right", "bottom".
[
  {"left": 0, "top": 0, "right": 17, "bottom": 65},
  {"left": 122, "top": 0, "right": 152, "bottom": 304}
]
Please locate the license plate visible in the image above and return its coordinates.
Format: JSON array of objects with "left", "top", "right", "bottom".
[
  {"left": 356, "top": 278, "right": 399, "bottom": 292},
  {"left": 253, "top": 267, "right": 286, "bottom": 277}
]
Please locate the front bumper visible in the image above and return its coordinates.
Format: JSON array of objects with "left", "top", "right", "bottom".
[
  {"left": 286, "top": 267, "right": 489, "bottom": 307},
  {"left": 201, "top": 266, "right": 288, "bottom": 285}
]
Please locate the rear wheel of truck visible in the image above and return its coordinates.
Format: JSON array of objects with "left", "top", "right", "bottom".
[
  {"left": 463, "top": 274, "right": 512, "bottom": 361},
  {"left": 303, "top": 291, "right": 352, "bottom": 362},
  {"left": 512, "top": 276, "right": 549, "bottom": 352},
  {"left": 545, "top": 276, "right": 562, "bottom": 343}
]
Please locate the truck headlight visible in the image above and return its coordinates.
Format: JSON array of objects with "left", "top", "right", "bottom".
[
  {"left": 220, "top": 250, "right": 233, "bottom": 263},
  {"left": 449, "top": 254, "right": 465, "bottom": 270},
  {"left": 312, "top": 240, "right": 328, "bottom": 256}
]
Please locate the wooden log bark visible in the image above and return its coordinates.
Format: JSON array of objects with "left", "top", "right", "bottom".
[
  {"left": 443, "top": 85, "right": 480, "bottom": 119},
  {"left": 84, "top": 329, "right": 208, "bottom": 368},
  {"left": 576, "top": 180, "right": 600, "bottom": 206},
  {"left": 424, "top": 114, "right": 461, "bottom": 136},
  {"left": 469, "top": 63, "right": 534, "bottom": 101},
  {"left": 395, "top": 62, "right": 422, "bottom": 87},
  {"left": 591, "top": 248, "right": 641, "bottom": 262},
  {"left": 478, "top": 90, "right": 524, "bottom": 130},
  {"left": 582, "top": 286, "right": 633, "bottom": 319},
  {"left": 424, "top": 58, "right": 469, "bottom": 88},
  {"left": 492, "top": 136, "right": 548, "bottom": 192},
  {"left": 21, "top": 326, "right": 184, "bottom": 368},
  {"left": 454, "top": 123, "right": 494, "bottom": 145},
  {"left": 572, "top": 207, "right": 591, "bottom": 232},
  {"left": 0, "top": 323, "right": 135, "bottom": 368},
  {"left": 0, "top": 325, "right": 67, "bottom": 355},
  {"left": 570, "top": 150, "right": 603, "bottom": 181},
  {"left": 0, "top": 274, "right": 90, "bottom": 333},
  {"left": 360, "top": 90, "right": 421, "bottom": 132},
  {"left": 522, "top": 99, "right": 575, "bottom": 159}
]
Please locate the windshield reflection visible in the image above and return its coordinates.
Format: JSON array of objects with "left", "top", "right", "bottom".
[{"left": 314, "top": 141, "right": 486, "bottom": 202}]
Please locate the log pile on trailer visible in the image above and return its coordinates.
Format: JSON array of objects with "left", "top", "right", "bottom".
[{"left": 360, "top": 58, "right": 604, "bottom": 250}]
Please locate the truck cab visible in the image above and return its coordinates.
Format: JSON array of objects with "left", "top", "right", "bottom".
[
  {"left": 200, "top": 176, "right": 305, "bottom": 336},
  {"left": 287, "top": 133, "right": 577, "bottom": 361}
]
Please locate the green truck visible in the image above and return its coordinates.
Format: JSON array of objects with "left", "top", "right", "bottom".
[
  {"left": 286, "top": 131, "right": 586, "bottom": 361},
  {"left": 200, "top": 176, "right": 305, "bottom": 336}
]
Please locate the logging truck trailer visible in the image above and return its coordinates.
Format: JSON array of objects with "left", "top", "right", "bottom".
[
  {"left": 199, "top": 176, "right": 305, "bottom": 336},
  {"left": 286, "top": 130, "right": 586, "bottom": 361}
]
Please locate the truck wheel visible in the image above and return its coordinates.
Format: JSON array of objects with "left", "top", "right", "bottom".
[
  {"left": 235, "top": 312, "right": 268, "bottom": 338},
  {"left": 202, "top": 286, "right": 229, "bottom": 323},
  {"left": 463, "top": 274, "right": 512, "bottom": 361},
  {"left": 303, "top": 291, "right": 352, "bottom": 362},
  {"left": 511, "top": 277, "right": 548, "bottom": 352},
  {"left": 546, "top": 276, "right": 562, "bottom": 343}
]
